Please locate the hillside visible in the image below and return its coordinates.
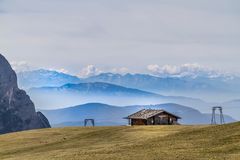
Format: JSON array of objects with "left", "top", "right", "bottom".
[{"left": 0, "top": 123, "right": 240, "bottom": 160}]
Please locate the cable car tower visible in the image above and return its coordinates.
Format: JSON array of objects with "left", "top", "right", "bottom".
[
  {"left": 211, "top": 106, "right": 225, "bottom": 125},
  {"left": 84, "top": 119, "right": 95, "bottom": 127}
]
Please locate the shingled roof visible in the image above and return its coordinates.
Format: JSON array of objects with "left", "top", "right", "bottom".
[{"left": 127, "top": 109, "right": 181, "bottom": 119}]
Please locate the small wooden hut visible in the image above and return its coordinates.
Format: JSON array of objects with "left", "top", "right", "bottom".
[{"left": 126, "top": 109, "right": 181, "bottom": 125}]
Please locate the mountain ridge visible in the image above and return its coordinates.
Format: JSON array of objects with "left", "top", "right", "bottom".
[
  {"left": 17, "top": 69, "right": 240, "bottom": 101},
  {"left": 17, "top": 69, "right": 81, "bottom": 89},
  {"left": 29, "top": 82, "right": 208, "bottom": 111}
]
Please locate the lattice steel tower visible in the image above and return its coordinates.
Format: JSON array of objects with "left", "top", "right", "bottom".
[
  {"left": 211, "top": 106, "right": 225, "bottom": 125},
  {"left": 84, "top": 119, "right": 95, "bottom": 127}
]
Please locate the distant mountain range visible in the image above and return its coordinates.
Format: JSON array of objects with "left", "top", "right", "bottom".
[
  {"left": 29, "top": 82, "right": 208, "bottom": 112},
  {"left": 40, "top": 103, "right": 236, "bottom": 127},
  {"left": 17, "top": 69, "right": 81, "bottom": 89},
  {"left": 18, "top": 69, "right": 240, "bottom": 101},
  {"left": 18, "top": 69, "right": 240, "bottom": 120},
  {"left": 84, "top": 73, "right": 240, "bottom": 101}
]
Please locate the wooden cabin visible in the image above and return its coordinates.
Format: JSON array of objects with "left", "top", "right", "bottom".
[{"left": 126, "top": 109, "right": 181, "bottom": 125}]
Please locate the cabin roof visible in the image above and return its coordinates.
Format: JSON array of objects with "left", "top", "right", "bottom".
[{"left": 126, "top": 109, "right": 181, "bottom": 120}]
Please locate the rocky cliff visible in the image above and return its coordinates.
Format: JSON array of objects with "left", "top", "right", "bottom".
[{"left": 0, "top": 54, "right": 51, "bottom": 134}]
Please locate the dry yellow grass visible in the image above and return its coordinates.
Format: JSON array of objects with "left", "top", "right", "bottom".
[{"left": 0, "top": 123, "right": 239, "bottom": 160}]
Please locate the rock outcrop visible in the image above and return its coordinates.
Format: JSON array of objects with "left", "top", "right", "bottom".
[{"left": 0, "top": 54, "right": 51, "bottom": 134}]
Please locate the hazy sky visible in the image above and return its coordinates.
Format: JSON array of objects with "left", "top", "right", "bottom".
[{"left": 0, "top": 0, "right": 240, "bottom": 75}]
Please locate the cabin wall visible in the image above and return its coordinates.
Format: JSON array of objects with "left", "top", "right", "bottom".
[
  {"left": 162, "top": 113, "right": 178, "bottom": 124},
  {"left": 154, "top": 114, "right": 178, "bottom": 125},
  {"left": 147, "top": 114, "right": 178, "bottom": 125},
  {"left": 131, "top": 119, "right": 147, "bottom": 125}
]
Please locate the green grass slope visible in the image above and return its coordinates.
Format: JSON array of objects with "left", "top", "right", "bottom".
[{"left": 0, "top": 123, "right": 240, "bottom": 160}]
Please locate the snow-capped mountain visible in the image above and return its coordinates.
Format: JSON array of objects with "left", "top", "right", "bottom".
[
  {"left": 84, "top": 72, "right": 240, "bottom": 101},
  {"left": 147, "top": 63, "right": 228, "bottom": 79},
  {"left": 17, "top": 69, "right": 81, "bottom": 89},
  {"left": 18, "top": 69, "right": 240, "bottom": 101}
]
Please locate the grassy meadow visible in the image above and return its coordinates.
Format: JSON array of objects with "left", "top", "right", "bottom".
[{"left": 0, "top": 122, "right": 240, "bottom": 160}]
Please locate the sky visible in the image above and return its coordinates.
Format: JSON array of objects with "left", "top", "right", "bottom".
[{"left": 0, "top": 0, "right": 240, "bottom": 76}]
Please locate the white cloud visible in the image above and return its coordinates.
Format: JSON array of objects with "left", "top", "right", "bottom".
[
  {"left": 147, "top": 63, "right": 222, "bottom": 78},
  {"left": 57, "top": 68, "right": 69, "bottom": 74},
  {"left": 78, "top": 65, "right": 102, "bottom": 78},
  {"left": 111, "top": 67, "right": 129, "bottom": 74},
  {"left": 148, "top": 64, "right": 178, "bottom": 75},
  {"left": 10, "top": 61, "right": 32, "bottom": 72},
  {"left": 78, "top": 65, "right": 130, "bottom": 77},
  {"left": 47, "top": 68, "right": 69, "bottom": 74},
  {"left": 10, "top": 61, "right": 70, "bottom": 75}
]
